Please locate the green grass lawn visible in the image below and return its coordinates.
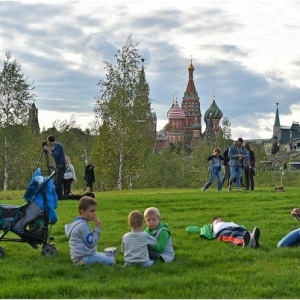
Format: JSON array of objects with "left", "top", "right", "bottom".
[{"left": 1, "top": 187, "right": 300, "bottom": 298}]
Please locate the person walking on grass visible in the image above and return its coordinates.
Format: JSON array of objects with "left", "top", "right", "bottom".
[
  {"left": 228, "top": 137, "right": 249, "bottom": 191},
  {"left": 202, "top": 148, "right": 224, "bottom": 192},
  {"left": 121, "top": 210, "right": 157, "bottom": 267}
]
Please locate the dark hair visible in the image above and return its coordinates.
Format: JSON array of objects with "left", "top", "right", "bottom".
[
  {"left": 245, "top": 143, "right": 251, "bottom": 150},
  {"left": 128, "top": 210, "right": 144, "bottom": 229},
  {"left": 237, "top": 137, "right": 243, "bottom": 143},
  {"left": 47, "top": 135, "right": 55, "bottom": 142},
  {"left": 78, "top": 196, "right": 97, "bottom": 212},
  {"left": 211, "top": 216, "right": 221, "bottom": 223}
]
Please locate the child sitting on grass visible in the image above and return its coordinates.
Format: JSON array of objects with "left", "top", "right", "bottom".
[
  {"left": 144, "top": 207, "right": 175, "bottom": 262},
  {"left": 64, "top": 196, "right": 116, "bottom": 266},
  {"left": 121, "top": 210, "right": 157, "bottom": 267}
]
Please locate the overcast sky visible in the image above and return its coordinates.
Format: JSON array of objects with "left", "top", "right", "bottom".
[{"left": 1, "top": 0, "right": 300, "bottom": 140}]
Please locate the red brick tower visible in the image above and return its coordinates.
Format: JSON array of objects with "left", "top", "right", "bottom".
[{"left": 181, "top": 61, "right": 202, "bottom": 145}]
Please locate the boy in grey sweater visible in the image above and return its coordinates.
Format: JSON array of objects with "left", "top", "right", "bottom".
[
  {"left": 121, "top": 210, "right": 157, "bottom": 267},
  {"left": 65, "top": 196, "right": 115, "bottom": 265}
]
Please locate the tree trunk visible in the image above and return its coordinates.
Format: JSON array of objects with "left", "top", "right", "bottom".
[
  {"left": 3, "top": 136, "right": 8, "bottom": 190},
  {"left": 117, "top": 140, "right": 124, "bottom": 190}
]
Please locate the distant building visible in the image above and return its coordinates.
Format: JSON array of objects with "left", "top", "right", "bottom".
[
  {"left": 261, "top": 103, "right": 300, "bottom": 154},
  {"left": 27, "top": 102, "right": 40, "bottom": 134},
  {"left": 161, "top": 61, "right": 223, "bottom": 150},
  {"left": 245, "top": 103, "right": 300, "bottom": 156}
]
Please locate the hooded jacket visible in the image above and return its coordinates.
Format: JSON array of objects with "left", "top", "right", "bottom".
[{"left": 65, "top": 217, "right": 101, "bottom": 261}]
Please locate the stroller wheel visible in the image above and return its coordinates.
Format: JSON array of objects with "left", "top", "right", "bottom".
[
  {"left": 0, "top": 247, "right": 5, "bottom": 258},
  {"left": 41, "top": 244, "right": 57, "bottom": 256}
]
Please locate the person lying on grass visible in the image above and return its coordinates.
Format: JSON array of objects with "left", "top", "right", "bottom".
[
  {"left": 65, "top": 196, "right": 116, "bottom": 266},
  {"left": 278, "top": 207, "right": 300, "bottom": 247},
  {"left": 186, "top": 217, "right": 260, "bottom": 248},
  {"left": 121, "top": 210, "right": 157, "bottom": 267},
  {"left": 212, "top": 217, "right": 260, "bottom": 248},
  {"left": 144, "top": 207, "right": 175, "bottom": 262}
]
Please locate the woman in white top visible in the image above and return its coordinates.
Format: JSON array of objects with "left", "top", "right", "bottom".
[{"left": 63, "top": 156, "right": 77, "bottom": 195}]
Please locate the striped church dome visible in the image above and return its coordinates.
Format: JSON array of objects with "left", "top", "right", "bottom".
[{"left": 167, "top": 101, "right": 185, "bottom": 119}]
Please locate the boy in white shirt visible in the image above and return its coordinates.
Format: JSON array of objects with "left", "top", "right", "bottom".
[{"left": 212, "top": 217, "right": 260, "bottom": 248}]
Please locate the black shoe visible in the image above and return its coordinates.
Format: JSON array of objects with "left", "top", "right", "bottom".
[
  {"left": 243, "top": 231, "right": 251, "bottom": 247},
  {"left": 250, "top": 227, "right": 260, "bottom": 248}
]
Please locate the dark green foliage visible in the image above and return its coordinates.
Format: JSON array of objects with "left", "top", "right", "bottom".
[{"left": 271, "top": 142, "right": 280, "bottom": 154}]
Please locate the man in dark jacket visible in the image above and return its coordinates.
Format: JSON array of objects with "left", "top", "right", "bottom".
[
  {"left": 84, "top": 160, "right": 95, "bottom": 192},
  {"left": 221, "top": 148, "right": 230, "bottom": 187},
  {"left": 45, "top": 135, "right": 66, "bottom": 200}
]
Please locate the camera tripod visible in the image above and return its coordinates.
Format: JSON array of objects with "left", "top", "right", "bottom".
[{"left": 35, "top": 147, "right": 56, "bottom": 177}]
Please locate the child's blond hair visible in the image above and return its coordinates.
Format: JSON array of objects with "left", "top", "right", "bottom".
[
  {"left": 144, "top": 207, "right": 160, "bottom": 219},
  {"left": 128, "top": 210, "right": 144, "bottom": 229},
  {"left": 213, "top": 148, "right": 221, "bottom": 154}
]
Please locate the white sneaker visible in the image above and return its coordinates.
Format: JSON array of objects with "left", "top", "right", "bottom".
[
  {"left": 201, "top": 187, "right": 206, "bottom": 192},
  {"left": 250, "top": 227, "right": 260, "bottom": 248}
]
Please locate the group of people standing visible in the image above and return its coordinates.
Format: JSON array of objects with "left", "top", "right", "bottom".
[
  {"left": 202, "top": 137, "right": 256, "bottom": 192},
  {"left": 44, "top": 135, "right": 95, "bottom": 200}
]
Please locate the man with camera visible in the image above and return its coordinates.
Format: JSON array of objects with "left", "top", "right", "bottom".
[
  {"left": 44, "top": 135, "right": 66, "bottom": 200},
  {"left": 228, "top": 137, "right": 249, "bottom": 191}
]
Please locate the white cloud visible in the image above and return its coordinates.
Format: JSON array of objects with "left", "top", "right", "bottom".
[{"left": 0, "top": 1, "right": 300, "bottom": 140}]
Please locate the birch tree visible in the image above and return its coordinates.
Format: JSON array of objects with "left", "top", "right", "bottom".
[
  {"left": 0, "top": 51, "right": 36, "bottom": 190},
  {"left": 94, "top": 36, "right": 154, "bottom": 190}
]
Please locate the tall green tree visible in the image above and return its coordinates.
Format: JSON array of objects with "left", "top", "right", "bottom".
[
  {"left": 94, "top": 36, "right": 155, "bottom": 190},
  {"left": 0, "top": 51, "right": 36, "bottom": 126},
  {"left": 0, "top": 51, "right": 36, "bottom": 190},
  {"left": 221, "top": 116, "right": 231, "bottom": 139}
]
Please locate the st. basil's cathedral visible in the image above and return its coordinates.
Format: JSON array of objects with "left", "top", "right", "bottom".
[{"left": 157, "top": 60, "right": 223, "bottom": 150}]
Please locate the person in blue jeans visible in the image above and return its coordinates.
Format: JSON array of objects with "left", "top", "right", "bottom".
[
  {"left": 44, "top": 135, "right": 66, "bottom": 200},
  {"left": 228, "top": 138, "right": 249, "bottom": 191},
  {"left": 278, "top": 207, "right": 300, "bottom": 247},
  {"left": 202, "top": 148, "right": 224, "bottom": 192},
  {"left": 65, "top": 196, "right": 116, "bottom": 265}
]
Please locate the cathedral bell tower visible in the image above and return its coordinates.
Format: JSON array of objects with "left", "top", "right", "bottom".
[{"left": 27, "top": 102, "right": 40, "bottom": 134}]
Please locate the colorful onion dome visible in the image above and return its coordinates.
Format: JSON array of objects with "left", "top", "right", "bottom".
[
  {"left": 204, "top": 97, "right": 223, "bottom": 120},
  {"left": 167, "top": 100, "right": 185, "bottom": 119}
]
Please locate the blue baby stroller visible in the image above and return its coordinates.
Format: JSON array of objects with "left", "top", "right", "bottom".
[{"left": 0, "top": 167, "right": 58, "bottom": 258}]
